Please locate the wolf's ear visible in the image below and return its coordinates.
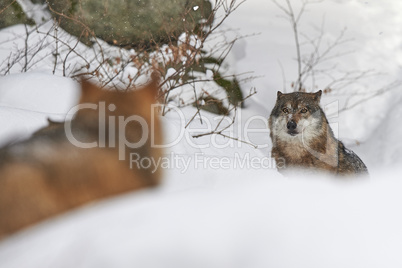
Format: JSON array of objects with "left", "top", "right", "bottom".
[
  {"left": 314, "top": 90, "right": 322, "bottom": 102},
  {"left": 146, "top": 71, "right": 161, "bottom": 100},
  {"left": 134, "top": 72, "right": 161, "bottom": 105},
  {"left": 47, "top": 118, "right": 57, "bottom": 125},
  {"left": 47, "top": 118, "right": 62, "bottom": 126},
  {"left": 277, "top": 91, "right": 283, "bottom": 98}
]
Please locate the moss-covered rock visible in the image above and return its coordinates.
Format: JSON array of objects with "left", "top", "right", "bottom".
[
  {"left": 46, "top": 0, "right": 213, "bottom": 48},
  {"left": 0, "top": 1, "right": 35, "bottom": 29}
]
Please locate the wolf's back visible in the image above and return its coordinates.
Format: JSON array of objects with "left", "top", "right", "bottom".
[
  {"left": 338, "top": 142, "right": 368, "bottom": 175},
  {"left": 0, "top": 127, "right": 157, "bottom": 239}
]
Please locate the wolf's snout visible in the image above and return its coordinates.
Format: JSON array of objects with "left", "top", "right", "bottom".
[{"left": 287, "top": 120, "right": 297, "bottom": 130}]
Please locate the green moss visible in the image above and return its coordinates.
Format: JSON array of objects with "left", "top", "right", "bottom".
[
  {"left": 0, "top": 1, "right": 35, "bottom": 29},
  {"left": 46, "top": 0, "right": 213, "bottom": 48},
  {"left": 201, "top": 56, "right": 224, "bottom": 66},
  {"left": 213, "top": 72, "right": 244, "bottom": 107},
  {"left": 68, "top": 0, "right": 79, "bottom": 15}
]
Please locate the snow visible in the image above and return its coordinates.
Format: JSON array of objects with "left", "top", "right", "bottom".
[
  {"left": 0, "top": 72, "right": 79, "bottom": 144},
  {"left": 0, "top": 72, "right": 80, "bottom": 114},
  {"left": 16, "top": 0, "right": 51, "bottom": 24},
  {"left": 0, "top": 0, "right": 402, "bottom": 267},
  {"left": 2, "top": 176, "right": 402, "bottom": 268}
]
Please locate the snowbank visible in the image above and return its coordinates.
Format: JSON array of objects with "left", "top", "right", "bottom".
[
  {"left": 1, "top": 173, "right": 402, "bottom": 268},
  {"left": 0, "top": 72, "right": 80, "bottom": 144}
]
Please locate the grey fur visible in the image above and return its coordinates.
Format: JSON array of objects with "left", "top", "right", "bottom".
[{"left": 269, "top": 90, "right": 368, "bottom": 176}]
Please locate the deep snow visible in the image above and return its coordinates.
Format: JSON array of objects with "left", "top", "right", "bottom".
[{"left": 2, "top": 175, "right": 402, "bottom": 268}]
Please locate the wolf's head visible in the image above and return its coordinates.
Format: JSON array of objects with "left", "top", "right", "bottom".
[
  {"left": 76, "top": 79, "right": 159, "bottom": 130},
  {"left": 269, "top": 90, "right": 325, "bottom": 143},
  {"left": 72, "top": 77, "right": 163, "bottom": 180}
]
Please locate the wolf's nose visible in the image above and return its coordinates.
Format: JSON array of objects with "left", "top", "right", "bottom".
[{"left": 287, "top": 120, "right": 297, "bottom": 130}]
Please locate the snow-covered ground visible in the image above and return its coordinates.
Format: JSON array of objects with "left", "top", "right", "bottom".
[
  {"left": 2, "top": 175, "right": 402, "bottom": 268},
  {"left": 0, "top": 1, "right": 402, "bottom": 267}
]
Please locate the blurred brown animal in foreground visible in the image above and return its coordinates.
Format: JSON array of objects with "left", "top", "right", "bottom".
[
  {"left": 0, "top": 78, "right": 162, "bottom": 239},
  {"left": 31, "top": 118, "right": 64, "bottom": 137}
]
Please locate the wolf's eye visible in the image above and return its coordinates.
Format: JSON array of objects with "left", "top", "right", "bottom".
[
  {"left": 282, "top": 108, "right": 289, "bottom": 114},
  {"left": 300, "top": 108, "right": 308, "bottom": 113}
]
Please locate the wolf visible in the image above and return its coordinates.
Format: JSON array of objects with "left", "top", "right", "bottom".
[
  {"left": 268, "top": 90, "right": 368, "bottom": 176},
  {"left": 0, "top": 78, "right": 163, "bottom": 239}
]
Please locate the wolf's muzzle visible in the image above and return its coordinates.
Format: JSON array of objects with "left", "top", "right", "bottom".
[
  {"left": 287, "top": 120, "right": 297, "bottom": 130},
  {"left": 287, "top": 120, "right": 298, "bottom": 136}
]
